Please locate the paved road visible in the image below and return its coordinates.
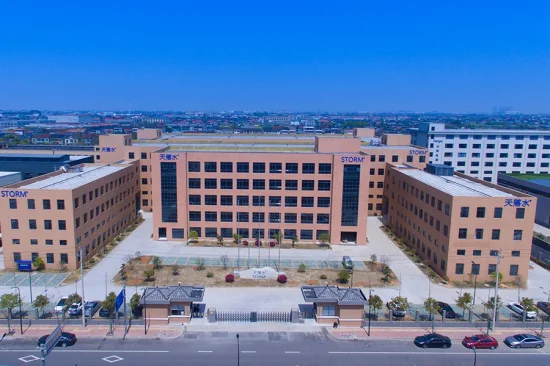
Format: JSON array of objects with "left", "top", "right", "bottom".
[{"left": 1, "top": 333, "right": 549, "bottom": 366}]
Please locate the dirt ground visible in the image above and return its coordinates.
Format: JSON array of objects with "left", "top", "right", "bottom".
[{"left": 115, "top": 257, "right": 398, "bottom": 288}]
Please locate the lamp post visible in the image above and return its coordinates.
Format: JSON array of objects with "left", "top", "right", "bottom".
[
  {"left": 472, "top": 344, "right": 477, "bottom": 366},
  {"left": 140, "top": 287, "right": 147, "bottom": 335},
  {"left": 490, "top": 249, "right": 502, "bottom": 334},
  {"left": 368, "top": 289, "right": 374, "bottom": 337},
  {"left": 471, "top": 261, "right": 478, "bottom": 306},
  {"left": 10, "top": 286, "right": 23, "bottom": 335},
  {"left": 236, "top": 333, "right": 240, "bottom": 366}
]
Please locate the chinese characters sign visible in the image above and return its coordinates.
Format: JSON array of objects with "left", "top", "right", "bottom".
[
  {"left": 101, "top": 147, "right": 116, "bottom": 152},
  {"left": 505, "top": 198, "right": 532, "bottom": 207},
  {"left": 159, "top": 153, "right": 179, "bottom": 161}
]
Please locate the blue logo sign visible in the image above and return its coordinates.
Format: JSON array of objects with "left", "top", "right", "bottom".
[
  {"left": 1, "top": 190, "right": 28, "bottom": 198},
  {"left": 159, "top": 153, "right": 179, "bottom": 161},
  {"left": 505, "top": 199, "right": 532, "bottom": 207},
  {"left": 101, "top": 147, "right": 117, "bottom": 152},
  {"left": 17, "top": 260, "right": 32, "bottom": 272},
  {"left": 341, "top": 156, "right": 365, "bottom": 163},
  {"left": 115, "top": 289, "right": 125, "bottom": 312},
  {"left": 409, "top": 150, "right": 427, "bottom": 155},
  {"left": 433, "top": 140, "right": 443, "bottom": 143}
]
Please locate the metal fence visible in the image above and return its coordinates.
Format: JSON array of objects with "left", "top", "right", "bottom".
[{"left": 215, "top": 310, "right": 291, "bottom": 323}]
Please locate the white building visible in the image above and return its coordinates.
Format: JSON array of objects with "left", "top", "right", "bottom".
[{"left": 409, "top": 123, "right": 550, "bottom": 182}]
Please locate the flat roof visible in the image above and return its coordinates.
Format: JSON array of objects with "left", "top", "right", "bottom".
[
  {"left": 430, "top": 129, "right": 550, "bottom": 135},
  {"left": 20, "top": 165, "right": 127, "bottom": 190},
  {"left": 398, "top": 169, "right": 513, "bottom": 197},
  {"left": 361, "top": 145, "right": 422, "bottom": 151},
  {"left": 0, "top": 171, "right": 20, "bottom": 177}
]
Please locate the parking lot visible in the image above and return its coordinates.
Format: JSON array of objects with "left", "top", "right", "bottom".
[{"left": 0, "top": 272, "right": 69, "bottom": 288}]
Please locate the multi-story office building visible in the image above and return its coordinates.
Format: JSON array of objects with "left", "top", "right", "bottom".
[
  {"left": 0, "top": 162, "right": 139, "bottom": 270},
  {"left": 151, "top": 137, "right": 370, "bottom": 245},
  {"left": 384, "top": 164, "right": 536, "bottom": 282},
  {"left": 0, "top": 153, "right": 93, "bottom": 179},
  {"left": 409, "top": 122, "right": 550, "bottom": 182}
]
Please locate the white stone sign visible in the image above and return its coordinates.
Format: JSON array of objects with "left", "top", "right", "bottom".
[{"left": 234, "top": 267, "right": 283, "bottom": 280}]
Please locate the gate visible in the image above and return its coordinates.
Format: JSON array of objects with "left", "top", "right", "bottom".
[{"left": 215, "top": 310, "right": 291, "bottom": 323}]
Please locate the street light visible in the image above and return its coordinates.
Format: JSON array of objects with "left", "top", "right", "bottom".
[
  {"left": 471, "top": 261, "right": 478, "bottom": 306},
  {"left": 140, "top": 287, "right": 147, "bottom": 335},
  {"left": 10, "top": 286, "right": 23, "bottom": 335},
  {"left": 472, "top": 345, "right": 477, "bottom": 366},
  {"left": 368, "top": 289, "right": 374, "bottom": 337},
  {"left": 236, "top": 333, "right": 240, "bottom": 366}
]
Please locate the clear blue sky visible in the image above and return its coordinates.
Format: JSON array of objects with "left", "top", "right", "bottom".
[{"left": 1, "top": 1, "right": 549, "bottom": 113}]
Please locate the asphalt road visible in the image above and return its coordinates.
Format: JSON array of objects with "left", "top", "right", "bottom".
[{"left": 0, "top": 332, "right": 549, "bottom": 366}]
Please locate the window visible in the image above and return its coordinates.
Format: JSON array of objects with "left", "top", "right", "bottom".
[
  {"left": 269, "top": 212, "right": 280, "bottom": 223},
  {"left": 236, "top": 179, "right": 249, "bottom": 190},
  {"left": 285, "top": 196, "right": 297, "bottom": 207},
  {"left": 172, "top": 229, "right": 185, "bottom": 239},
  {"left": 475, "top": 229, "right": 483, "bottom": 239},
  {"left": 269, "top": 179, "right": 282, "bottom": 190},
  {"left": 205, "top": 178, "right": 217, "bottom": 189},
  {"left": 253, "top": 179, "right": 265, "bottom": 190},
  {"left": 270, "top": 162, "right": 282, "bottom": 173},
  {"left": 27, "top": 199, "right": 35, "bottom": 209},
  {"left": 220, "top": 179, "right": 233, "bottom": 189},
  {"left": 319, "top": 163, "right": 332, "bottom": 174},
  {"left": 471, "top": 263, "right": 480, "bottom": 275},
  {"left": 491, "top": 229, "right": 500, "bottom": 240},
  {"left": 205, "top": 195, "right": 217, "bottom": 205},
  {"left": 142, "top": 178, "right": 148, "bottom": 185},
  {"left": 205, "top": 228, "right": 217, "bottom": 238},
  {"left": 488, "top": 264, "right": 496, "bottom": 275},
  {"left": 9, "top": 199, "right": 17, "bottom": 209},
  {"left": 269, "top": 196, "right": 281, "bottom": 206},
  {"left": 473, "top": 250, "right": 481, "bottom": 256},
  {"left": 300, "top": 230, "right": 313, "bottom": 240},
  {"left": 237, "top": 162, "right": 249, "bottom": 173},
  {"left": 60, "top": 253, "right": 68, "bottom": 264},
  {"left": 44, "top": 220, "right": 52, "bottom": 230},
  {"left": 322, "top": 304, "right": 336, "bottom": 316},
  {"left": 302, "top": 180, "right": 314, "bottom": 191},
  {"left": 302, "top": 163, "right": 315, "bottom": 174},
  {"left": 318, "top": 197, "right": 330, "bottom": 208},
  {"left": 443, "top": 225, "right": 448, "bottom": 237},
  {"left": 188, "top": 161, "right": 200, "bottom": 172},
  {"left": 458, "top": 228, "right": 467, "bottom": 239},
  {"left": 377, "top": 182, "right": 383, "bottom": 188},
  {"left": 43, "top": 199, "right": 51, "bottom": 210},
  {"left": 13, "top": 252, "right": 21, "bottom": 262},
  {"left": 285, "top": 180, "right": 298, "bottom": 191},
  {"left": 253, "top": 163, "right": 265, "bottom": 173},
  {"left": 189, "top": 195, "right": 201, "bottom": 205},
  {"left": 444, "top": 204, "right": 450, "bottom": 216},
  {"left": 220, "top": 212, "right": 233, "bottom": 222},
  {"left": 406, "top": 156, "right": 413, "bottom": 162},
  {"left": 457, "top": 249, "right": 466, "bottom": 256},
  {"left": 392, "top": 155, "right": 399, "bottom": 162},
  {"left": 512, "top": 250, "right": 520, "bottom": 257},
  {"left": 171, "top": 304, "right": 185, "bottom": 316},
  {"left": 220, "top": 162, "right": 233, "bottom": 173},
  {"left": 60, "top": 240, "right": 67, "bottom": 246},
  {"left": 455, "top": 263, "right": 464, "bottom": 275},
  {"left": 285, "top": 213, "right": 297, "bottom": 223},
  {"left": 237, "top": 196, "right": 249, "bottom": 206},
  {"left": 237, "top": 212, "right": 249, "bottom": 222},
  {"left": 370, "top": 155, "right": 376, "bottom": 162},
  {"left": 513, "top": 153, "right": 522, "bottom": 159},
  {"left": 318, "top": 180, "right": 331, "bottom": 191},
  {"left": 515, "top": 208, "right": 525, "bottom": 219},
  {"left": 513, "top": 230, "right": 523, "bottom": 240},
  {"left": 220, "top": 195, "right": 233, "bottom": 206},
  {"left": 46, "top": 253, "right": 54, "bottom": 264},
  {"left": 285, "top": 163, "right": 298, "bottom": 174},
  {"left": 253, "top": 212, "right": 265, "bottom": 223},
  {"left": 75, "top": 217, "right": 80, "bottom": 229},
  {"left": 12, "top": 238, "right": 20, "bottom": 245},
  {"left": 509, "top": 265, "right": 519, "bottom": 276},
  {"left": 28, "top": 219, "right": 37, "bottom": 230},
  {"left": 10, "top": 219, "right": 19, "bottom": 229},
  {"left": 253, "top": 196, "right": 265, "bottom": 206},
  {"left": 204, "top": 162, "right": 217, "bottom": 172},
  {"left": 301, "top": 213, "right": 314, "bottom": 224},
  {"left": 476, "top": 207, "right": 485, "bottom": 218},
  {"left": 188, "top": 178, "right": 201, "bottom": 189},
  {"left": 141, "top": 165, "right": 147, "bottom": 172},
  {"left": 189, "top": 211, "right": 201, "bottom": 221},
  {"left": 58, "top": 220, "right": 66, "bottom": 230},
  {"left": 57, "top": 199, "right": 65, "bottom": 210},
  {"left": 494, "top": 207, "right": 502, "bottom": 218},
  {"left": 45, "top": 239, "right": 53, "bottom": 246},
  {"left": 301, "top": 197, "right": 314, "bottom": 207},
  {"left": 490, "top": 250, "right": 499, "bottom": 256},
  {"left": 460, "top": 207, "right": 469, "bottom": 218},
  {"left": 140, "top": 152, "right": 147, "bottom": 159},
  {"left": 317, "top": 214, "right": 329, "bottom": 224},
  {"left": 514, "top": 144, "right": 524, "bottom": 149}
]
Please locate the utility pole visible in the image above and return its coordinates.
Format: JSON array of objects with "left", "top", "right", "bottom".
[
  {"left": 490, "top": 249, "right": 502, "bottom": 334},
  {"left": 237, "top": 199, "right": 240, "bottom": 270},
  {"left": 123, "top": 285, "right": 127, "bottom": 337},
  {"left": 278, "top": 202, "right": 282, "bottom": 271},
  {"left": 80, "top": 248, "right": 85, "bottom": 328}
]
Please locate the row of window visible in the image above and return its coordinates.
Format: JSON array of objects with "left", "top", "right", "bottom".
[
  {"left": 457, "top": 249, "right": 520, "bottom": 257},
  {"left": 457, "top": 228, "right": 523, "bottom": 240},
  {"left": 188, "top": 178, "right": 331, "bottom": 191},
  {"left": 443, "top": 143, "right": 549, "bottom": 150},
  {"left": 185, "top": 227, "right": 329, "bottom": 240},
  {"left": 10, "top": 198, "right": 65, "bottom": 210},
  {"left": 453, "top": 161, "right": 550, "bottom": 169},
  {"left": 188, "top": 161, "right": 332, "bottom": 174},
  {"left": 369, "top": 154, "right": 426, "bottom": 163},
  {"left": 188, "top": 195, "right": 330, "bottom": 208},
  {"left": 455, "top": 263, "right": 520, "bottom": 276},
  {"left": 188, "top": 211, "right": 330, "bottom": 224},
  {"left": 11, "top": 219, "right": 66, "bottom": 231},
  {"left": 13, "top": 252, "right": 68, "bottom": 265},
  {"left": 128, "top": 152, "right": 149, "bottom": 160},
  {"left": 439, "top": 134, "right": 550, "bottom": 141},
  {"left": 446, "top": 152, "right": 550, "bottom": 159},
  {"left": 460, "top": 206, "right": 524, "bottom": 219}
]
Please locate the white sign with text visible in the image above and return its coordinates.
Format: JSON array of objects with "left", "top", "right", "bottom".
[{"left": 235, "top": 267, "right": 283, "bottom": 280}]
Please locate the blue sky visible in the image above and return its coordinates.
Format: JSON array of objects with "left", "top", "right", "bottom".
[{"left": 1, "top": 1, "right": 549, "bottom": 112}]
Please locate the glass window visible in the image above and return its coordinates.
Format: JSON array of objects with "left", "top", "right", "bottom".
[
  {"left": 29, "top": 219, "right": 37, "bottom": 230},
  {"left": 319, "top": 163, "right": 332, "bottom": 174},
  {"left": 301, "top": 197, "right": 314, "bottom": 207},
  {"left": 488, "top": 264, "right": 496, "bottom": 274},
  {"left": 285, "top": 213, "right": 297, "bottom": 223},
  {"left": 285, "top": 196, "right": 297, "bottom": 207},
  {"left": 322, "top": 304, "right": 336, "bottom": 316},
  {"left": 253, "top": 196, "right": 265, "bottom": 206},
  {"left": 300, "top": 230, "right": 313, "bottom": 240},
  {"left": 205, "top": 228, "right": 217, "bottom": 238},
  {"left": 392, "top": 155, "right": 399, "bottom": 162},
  {"left": 317, "top": 197, "right": 330, "bottom": 208},
  {"left": 457, "top": 249, "right": 465, "bottom": 256},
  {"left": 285, "top": 163, "right": 298, "bottom": 174},
  {"left": 253, "top": 162, "right": 265, "bottom": 173},
  {"left": 513, "top": 230, "right": 523, "bottom": 240},
  {"left": 58, "top": 220, "right": 66, "bottom": 230},
  {"left": 237, "top": 162, "right": 249, "bottom": 173},
  {"left": 189, "top": 211, "right": 201, "bottom": 221},
  {"left": 205, "top": 195, "right": 217, "bottom": 205},
  {"left": 205, "top": 178, "right": 217, "bottom": 189},
  {"left": 317, "top": 214, "right": 330, "bottom": 224},
  {"left": 455, "top": 263, "right": 464, "bottom": 275},
  {"left": 515, "top": 208, "right": 525, "bottom": 219},
  {"left": 44, "top": 220, "right": 52, "bottom": 230},
  {"left": 188, "top": 161, "right": 200, "bottom": 172},
  {"left": 476, "top": 207, "right": 486, "bottom": 218},
  {"left": 512, "top": 250, "right": 520, "bottom": 257},
  {"left": 237, "top": 212, "right": 249, "bottom": 222},
  {"left": 220, "top": 162, "right": 233, "bottom": 173},
  {"left": 269, "top": 179, "right": 282, "bottom": 190},
  {"left": 253, "top": 179, "right": 265, "bottom": 190},
  {"left": 9, "top": 199, "right": 17, "bottom": 209},
  {"left": 189, "top": 195, "right": 201, "bottom": 205},
  {"left": 473, "top": 250, "right": 481, "bottom": 256},
  {"left": 302, "top": 180, "right": 314, "bottom": 191},
  {"left": 491, "top": 229, "right": 500, "bottom": 240},
  {"left": 27, "top": 199, "right": 35, "bottom": 209},
  {"left": 406, "top": 156, "right": 413, "bottom": 162},
  {"left": 318, "top": 180, "right": 331, "bottom": 191},
  {"left": 269, "top": 163, "right": 282, "bottom": 173},
  {"left": 494, "top": 207, "right": 503, "bottom": 218},
  {"left": 221, "top": 195, "right": 233, "bottom": 206},
  {"left": 220, "top": 212, "right": 233, "bottom": 222},
  {"left": 460, "top": 207, "right": 469, "bottom": 218},
  {"left": 172, "top": 229, "right": 185, "bottom": 239},
  {"left": 204, "top": 162, "right": 217, "bottom": 172},
  {"left": 475, "top": 229, "right": 483, "bottom": 239},
  {"left": 341, "top": 164, "right": 361, "bottom": 226},
  {"left": 43, "top": 199, "right": 51, "bottom": 210},
  {"left": 285, "top": 180, "right": 298, "bottom": 191},
  {"left": 301, "top": 213, "right": 314, "bottom": 224},
  {"left": 509, "top": 265, "right": 519, "bottom": 276},
  {"left": 188, "top": 178, "right": 201, "bottom": 189},
  {"left": 220, "top": 179, "right": 233, "bottom": 189},
  {"left": 252, "top": 212, "right": 265, "bottom": 223},
  {"left": 237, "top": 196, "right": 249, "bottom": 206},
  {"left": 237, "top": 179, "right": 249, "bottom": 189},
  {"left": 10, "top": 219, "right": 19, "bottom": 229},
  {"left": 302, "top": 163, "right": 315, "bottom": 174},
  {"left": 458, "top": 228, "right": 467, "bottom": 239}
]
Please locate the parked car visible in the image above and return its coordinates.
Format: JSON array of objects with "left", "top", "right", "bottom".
[
  {"left": 507, "top": 302, "right": 537, "bottom": 319},
  {"left": 37, "top": 332, "right": 77, "bottom": 348},
  {"left": 83, "top": 301, "right": 101, "bottom": 318},
  {"left": 99, "top": 307, "right": 123, "bottom": 318},
  {"left": 67, "top": 302, "right": 83, "bottom": 316},
  {"left": 386, "top": 302, "right": 406, "bottom": 318},
  {"left": 342, "top": 256, "right": 354, "bottom": 269},
  {"left": 462, "top": 334, "right": 498, "bottom": 350},
  {"left": 437, "top": 302, "right": 457, "bottom": 319},
  {"left": 54, "top": 297, "right": 68, "bottom": 314},
  {"left": 504, "top": 334, "right": 545, "bottom": 349},
  {"left": 414, "top": 333, "right": 452, "bottom": 349},
  {"left": 536, "top": 301, "right": 550, "bottom": 316}
]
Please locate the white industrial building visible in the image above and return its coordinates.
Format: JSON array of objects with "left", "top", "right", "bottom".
[{"left": 409, "top": 123, "right": 550, "bottom": 182}]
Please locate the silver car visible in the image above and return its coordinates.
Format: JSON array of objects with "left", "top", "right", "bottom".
[{"left": 504, "top": 334, "right": 545, "bottom": 349}]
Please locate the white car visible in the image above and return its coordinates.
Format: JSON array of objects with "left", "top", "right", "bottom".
[
  {"left": 54, "top": 297, "right": 68, "bottom": 314},
  {"left": 507, "top": 302, "right": 537, "bottom": 319}
]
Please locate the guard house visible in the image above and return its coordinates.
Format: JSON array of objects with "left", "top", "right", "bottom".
[
  {"left": 140, "top": 285, "right": 205, "bottom": 325},
  {"left": 301, "top": 286, "right": 367, "bottom": 327}
]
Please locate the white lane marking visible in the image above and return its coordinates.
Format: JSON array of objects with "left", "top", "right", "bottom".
[
  {"left": 197, "top": 351, "right": 213, "bottom": 353},
  {"left": 285, "top": 351, "right": 301, "bottom": 354},
  {"left": 241, "top": 351, "right": 256, "bottom": 353},
  {"left": 1, "top": 350, "right": 169, "bottom": 353}
]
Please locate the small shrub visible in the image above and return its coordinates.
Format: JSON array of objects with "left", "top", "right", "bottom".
[
  {"left": 269, "top": 241, "right": 276, "bottom": 247},
  {"left": 242, "top": 240, "right": 249, "bottom": 246},
  {"left": 33, "top": 257, "right": 45, "bottom": 271},
  {"left": 319, "top": 274, "right": 328, "bottom": 280},
  {"left": 206, "top": 271, "right": 214, "bottom": 278},
  {"left": 370, "top": 254, "right": 378, "bottom": 263},
  {"left": 151, "top": 256, "right": 162, "bottom": 270},
  {"left": 89, "top": 258, "right": 96, "bottom": 265},
  {"left": 254, "top": 240, "right": 261, "bottom": 247},
  {"left": 277, "top": 274, "right": 288, "bottom": 284},
  {"left": 225, "top": 274, "right": 235, "bottom": 283},
  {"left": 196, "top": 257, "right": 205, "bottom": 271},
  {"left": 338, "top": 269, "right": 350, "bottom": 284},
  {"left": 171, "top": 265, "right": 180, "bottom": 276},
  {"left": 144, "top": 269, "right": 154, "bottom": 281},
  {"left": 297, "top": 263, "right": 307, "bottom": 273}
]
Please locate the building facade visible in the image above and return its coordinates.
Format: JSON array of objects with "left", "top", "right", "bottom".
[
  {"left": 409, "top": 122, "right": 550, "bottom": 182},
  {"left": 0, "top": 154, "right": 93, "bottom": 179},
  {"left": 384, "top": 164, "right": 536, "bottom": 282},
  {"left": 151, "top": 137, "right": 370, "bottom": 245},
  {"left": 0, "top": 162, "right": 139, "bottom": 270}
]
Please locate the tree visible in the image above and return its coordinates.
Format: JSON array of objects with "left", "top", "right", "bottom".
[
  {"left": 130, "top": 293, "right": 141, "bottom": 318},
  {"left": 491, "top": 271, "right": 503, "bottom": 284},
  {"left": 455, "top": 292, "right": 473, "bottom": 319},
  {"left": 483, "top": 296, "right": 503, "bottom": 311},
  {"left": 382, "top": 266, "right": 392, "bottom": 283},
  {"left": 513, "top": 275, "right": 525, "bottom": 302},
  {"left": 233, "top": 233, "right": 241, "bottom": 244},
  {"left": 195, "top": 257, "right": 205, "bottom": 271},
  {"left": 144, "top": 268, "right": 155, "bottom": 281},
  {"left": 66, "top": 293, "right": 82, "bottom": 311},
  {"left": 298, "top": 263, "right": 307, "bottom": 273},
  {"left": 188, "top": 230, "right": 199, "bottom": 243},
  {"left": 217, "top": 234, "right": 224, "bottom": 245},
  {"left": 369, "top": 254, "right": 378, "bottom": 265},
  {"left": 389, "top": 296, "right": 409, "bottom": 312},
  {"left": 424, "top": 297, "right": 441, "bottom": 321},
  {"left": 171, "top": 264, "right": 180, "bottom": 276},
  {"left": 220, "top": 255, "right": 229, "bottom": 270},
  {"left": 273, "top": 231, "right": 282, "bottom": 245},
  {"left": 338, "top": 270, "right": 350, "bottom": 284},
  {"left": 291, "top": 235, "right": 298, "bottom": 248},
  {"left": 369, "top": 295, "right": 384, "bottom": 316},
  {"left": 520, "top": 297, "right": 537, "bottom": 312},
  {"left": 101, "top": 292, "right": 117, "bottom": 319},
  {"left": 379, "top": 255, "right": 391, "bottom": 273},
  {"left": 151, "top": 256, "right": 162, "bottom": 270},
  {"left": 318, "top": 232, "right": 330, "bottom": 246},
  {"left": 33, "top": 257, "right": 45, "bottom": 271},
  {"left": 0, "top": 293, "right": 21, "bottom": 332},
  {"left": 33, "top": 295, "right": 50, "bottom": 318}
]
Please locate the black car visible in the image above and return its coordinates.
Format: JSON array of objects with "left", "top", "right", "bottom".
[
  {"left": 414, "top": 333, "right": 452, "bottom": 349},
  {"left": 537, "top": 302, "right": 550, "bottom": 316},
  {"left": 437, "top": 302, "right": 457, "bottom": 319},
  {"left": 38, "top": 332, "right": 77, "bottom": 348},
  {"left": 99, "top": 307, "right": 123, "bottom": 318}
]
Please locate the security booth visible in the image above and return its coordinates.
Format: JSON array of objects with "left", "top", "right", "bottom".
[
  {"left": 301, "top": 286, "right": 367, "bottom": 327},
  {"left": 140, "top": 285, "right": 205, "bottom": 325}
]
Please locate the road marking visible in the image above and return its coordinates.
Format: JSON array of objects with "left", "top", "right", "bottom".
[
  {"left": 285, "top": 351, "right": 301, "bottom": 354},
  {"left": 197, "top": 351, "right": 213, "bottom": 353},
  {"left": 102, "top": 355, "right": 124, "bottom": 363},
  {"left": 328, "top": 351, "right": 548, "bottom": 355},
  {"left": 0, "top": 350, "right": 169, "bottom": 353},
  {"left": 241, "top": 351, "right": 256, "bottom": 353},
  {"left": 18, "top": 355, "right": 40, "bottom": 363}
]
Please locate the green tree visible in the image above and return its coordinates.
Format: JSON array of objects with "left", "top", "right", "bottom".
[
  {"left": 318, "top": 232, "right": 330, "bottom": 246},
  {"left": 455, "top": 292, "right": 473, "bottom": 319},
  {"left": 33, "top": 295, "right": 50, "bottom": 318},
  {"left": 151, "top": 256, "right": 162, "bottom": 270},
  {"left": 101, "top": 292, "right": 117, "bottom": 319},
  {"left": 233, "top": 233, "right": 241, "bottom": 244},
  {"left": 491, "top": 271, "right": 504, "bottom": 284},
  {"left": 129, "top": 293, "right": 141, "bottom": 319},
  {"left": 369, "top": 254, "right": 378, "bottom": 265},
  {"left": 424, "top": 297, "right": 441, "bottom": 320},
  {"left": 188, "top": 230, "right": 199, "bottom": 243},
  {"left": 143, "top": 268, "right": 155, "bottom": 281},
  {"left": 66, "top": 293, "right": 82, "bottom": 311},
  {"left": 273, "top": 231, "right": 282, "bottom": 245},
  {"left": 297, "top": 263, "right": 307, "bottom": 273},
  {"left": 388, "top": 296, "right": 409, "bottom": 312},
  {"left": 217, "top": 234, "right": 224, "bottom": 245},
  {"left": 338, "top": 269, "right": 350, "bottom": 284},
  {"left": 382, "top": 266, "right": 392, "bottom": 283},
  {"left": 0, "top": 293, "right": 21, "bottom": 332},
  {"left": 483, "top": 296, "right": 503, "bottom": 311},
  {"left": 520, "top": 297, "right": 537, "bottom": 312},
  {"left": 195, "top": 257, "right": 205, "bottom": 271},
  {"left": 33, "top": 257, "right": 45, "bottom": 271},
  {"left": 291, "top": 235, "right": 298, "bottom": 248},
  {"left": 368, "top": 294, "right": 384, "bottom": 315}
]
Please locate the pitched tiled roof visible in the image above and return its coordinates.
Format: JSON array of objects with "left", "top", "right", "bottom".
[
  {"left": 301, "top": 286, "right": 367, "bottom": 305},
  {"left": 141, "top": 285, "right": 205, "bottom": 304}
]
